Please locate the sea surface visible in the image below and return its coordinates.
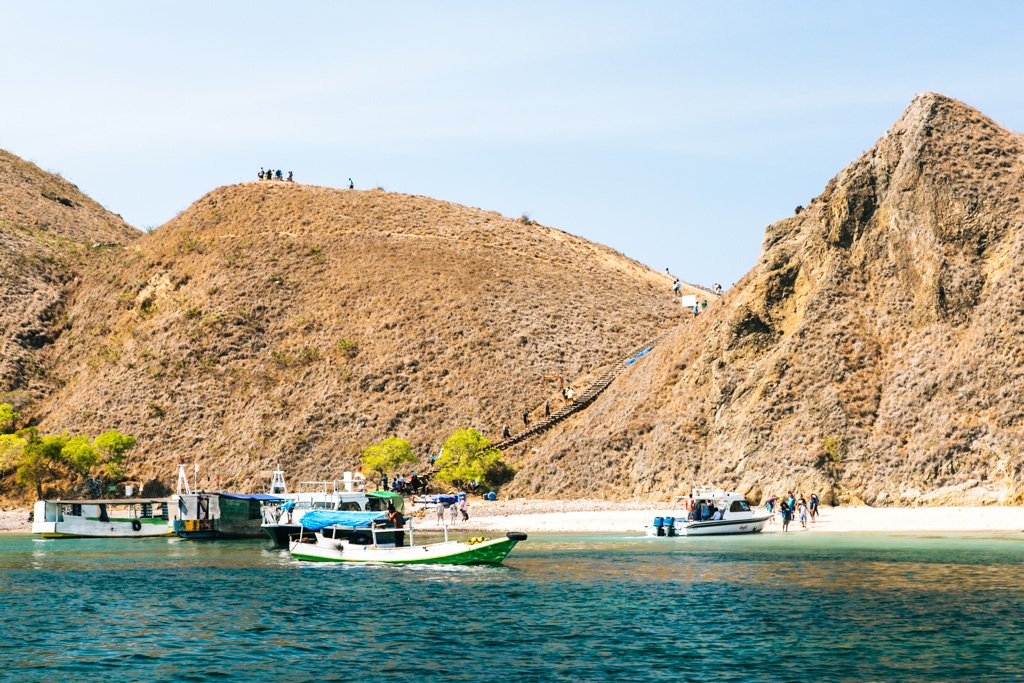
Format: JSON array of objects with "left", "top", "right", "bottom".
[{"left": 1, "top": 531, "right": 1022, "bottom": 682}]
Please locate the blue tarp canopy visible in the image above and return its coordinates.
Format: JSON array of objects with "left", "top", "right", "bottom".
[
  {"left": 300, "top": 510, "right": 387, "bottom": 531},
  {"left": 219, "top": 493, "right": 285, "bottom": 502}
]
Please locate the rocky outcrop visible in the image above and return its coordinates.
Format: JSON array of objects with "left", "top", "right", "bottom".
[{"left": 511, "top": 94, "right": 1024, "bottom": 506}]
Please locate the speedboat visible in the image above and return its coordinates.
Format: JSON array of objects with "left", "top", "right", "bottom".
[
  {"left": 646, "top": 488, "right": 770, "bottom": 536},
  {"left": 287, "top": 510, "right": 527, "bottom": 565}
]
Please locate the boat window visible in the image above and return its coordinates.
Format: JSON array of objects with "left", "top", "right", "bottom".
[
  {"left": 338, "top": 501, "right": 362, "bottom": 511},
  {"left": 729, "top": 500, "right": 751, "bottom": 513}
]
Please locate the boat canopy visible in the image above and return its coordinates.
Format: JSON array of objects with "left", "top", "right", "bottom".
[
  {"left": 219, "top": 493, "right": 285, "bottom": 502},
  {"left": 300, "top": 510, "right": 387, "bottom": 531},
  {"left": 366, "top": 490, "right": 404, "bottom": 512}
]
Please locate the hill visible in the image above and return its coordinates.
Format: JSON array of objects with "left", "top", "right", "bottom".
[
  {"left": 509, "top": 93, "right": 1024, "bottom": 505},
  {"left": 0, "top": 150, "right": 137, "bottom": 403},
  {"left": 30, "top": 183, "right": 686, "bottom": 493}
]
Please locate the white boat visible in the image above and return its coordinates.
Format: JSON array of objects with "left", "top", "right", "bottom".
[
  {"left": 646, "top": 488, "right": 770, "bottom": 537},
  {"left": 32, "top": 498, "right": 177, "bottom": 538},
  {"left": 287, "top": 510, "right": 527, "bottom": 565},
  {"left": 260, "top": 470, "right": 390, "bottom": 547}
]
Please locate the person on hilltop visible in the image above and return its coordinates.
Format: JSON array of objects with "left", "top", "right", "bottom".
[
  {"left": 544, "top": 399, "right": 551, "bottom": 418},
  {"left": 701, "top": 299, "right": 708, "bottom": 310},
  {"left": 348, "top": 178, "right": 355, "bottom": 189},
  {"left": 275, "top": 169, "right": 283, "bottom": 181},
  {"left": 714, "top": 283, "right": 722, "bottom": 295},
  {"left": 258, "top": 167, "right": 265, "bottom": 181},
  {"left": 287, "top": 171, "right": 293, "bottom": 182},
  {"left": 502, "top": 423, "right": 511, "bottom": 439},
  {"left": 673, "top": 279, "right": 681, "bottom": 297},
  {"left": 522, "top": 410, "right": 530, "bottom": 427}
]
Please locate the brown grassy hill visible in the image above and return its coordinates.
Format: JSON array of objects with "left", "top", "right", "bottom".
[
  {"left": 0, "top": 150, "right": 137, "bottom": 401},
  {"left": 31, "top": 183, "right": 686, "bottom": 492},
  {"left": 509, "top": 93, "right": 1024, "bottom": 505}
]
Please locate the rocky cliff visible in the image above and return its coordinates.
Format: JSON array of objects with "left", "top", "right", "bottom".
[{"left": 509, "top": 93, "right": 1024, "bottom": 505}]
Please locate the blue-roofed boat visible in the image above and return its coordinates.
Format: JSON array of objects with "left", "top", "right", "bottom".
[{"left": 287, "top": 509, "right": 527, "bottom": 565}]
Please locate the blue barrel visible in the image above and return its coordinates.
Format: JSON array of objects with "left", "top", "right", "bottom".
[
  {"left": 653, "top": 516, "right": 664, "bottom": 527},
  {"left": 485, "top": 491, "right": 497, "bottom": 501}
]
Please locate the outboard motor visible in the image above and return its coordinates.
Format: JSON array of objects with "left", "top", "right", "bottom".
[
  {"left": 652, "top": 516, "right": 664, "bottom": 537},
  {"left": 664, "top": 516, "right": 676, "bottom": 537}
]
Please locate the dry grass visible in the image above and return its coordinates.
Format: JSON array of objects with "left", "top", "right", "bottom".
[{"left": 22, "top": 182, "right": 682, "bottom": 495}]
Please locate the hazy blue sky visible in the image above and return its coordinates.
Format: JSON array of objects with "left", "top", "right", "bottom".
[{"left": 4, "top": 2, "right": 1024, "bottom": 287}]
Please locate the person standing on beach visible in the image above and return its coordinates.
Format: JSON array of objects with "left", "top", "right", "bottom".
[
  {"left": 436, "top": 501, "right": 444, "bottom": 525},
  {"left": 781, "top": 501, "right": 793, "bottom": 532},
  {"left": 449, "top": 502, "right": 459, "bottom": 525},
  {"left": 798, "top": 498, "right": 808, "bottom": 529},
  {"left": 809, "top": 493, "right": 820, "bottom": 522},
  {"left": 459, "top": 496, "right": 469, "bottom": 522}
]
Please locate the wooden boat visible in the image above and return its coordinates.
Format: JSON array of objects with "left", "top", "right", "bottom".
[
  {"left": 32, "top": 498, "right": 176, "bottom": 538},
  {"left": 287, "top": 510, "right": 526, "bottom": 565}
]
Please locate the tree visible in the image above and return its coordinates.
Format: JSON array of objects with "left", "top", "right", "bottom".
[
  {"left": 93, "top": 430, "right": 136, "bottom": 481},
  {"left": 0, "top": 403, "right": 18, "bottom": 434},
  {"left": 435, "top": 428, "right": 509, "bottom": 489},
  {"left": 0, "top": 434, "right": 26, "bottom": 475},
  {"left": 61, "top": 435, "right": 99, "bottom": 477},
  {"left": 15, "top": 432, "right": 68, "bottom": 499},
  {"left": 361, "top": 437, "right": 416, "bottom": 478}
]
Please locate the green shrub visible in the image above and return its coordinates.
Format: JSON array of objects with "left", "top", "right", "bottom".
[
  {"left": 361, "top": 437, "right": 416, "bottom": 478},
  {"left": 336, "top": 339, "right": 359, "bottom": 359},
  {"left": 436, "top": 428, "right": 509, "bottom": 488}
]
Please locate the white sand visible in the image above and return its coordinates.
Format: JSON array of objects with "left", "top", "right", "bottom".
[
  {"left": 410, "top": 499, "right": 1024, "bottom": 534},
  {"left": 0, "top": 509, "right": 31, "bottom": 533}
]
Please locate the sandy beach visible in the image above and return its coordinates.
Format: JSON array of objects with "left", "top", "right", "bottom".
[
  {"left": 412, "top": 499, "right": 1024, "bottom": 535},
  {"left": 3, "top": 500, "right": 1022, "bottom": 535}
]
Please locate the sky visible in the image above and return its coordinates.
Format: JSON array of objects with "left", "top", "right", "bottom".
[{"left": 3, "top": 1, "right": 1024, "bottom": 287}]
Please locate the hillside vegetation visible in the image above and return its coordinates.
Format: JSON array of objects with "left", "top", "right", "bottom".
[
  {"left": 0, "top": 151, "right": 136, "bottom": 402},
  {"left": 510, "top": 93, "right": 1024, "bottom": 506},
  {"left": 27, "top": 183, "right": 685, "bottom": 493}
]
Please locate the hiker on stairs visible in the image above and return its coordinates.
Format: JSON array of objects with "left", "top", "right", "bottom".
[{"left": 566, "top": 387, "right": 575, "bottom": 405}]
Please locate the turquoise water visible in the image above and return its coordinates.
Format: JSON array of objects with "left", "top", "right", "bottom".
[{"left": 1, "top": 532, "right": 1023, "bottom": 682}]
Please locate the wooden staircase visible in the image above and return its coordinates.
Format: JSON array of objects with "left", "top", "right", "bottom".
[{"left": 491, "top": 331, "right": 669, "bottom": 450}]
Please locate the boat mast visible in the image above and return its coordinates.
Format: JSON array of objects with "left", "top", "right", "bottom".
[
  {"left": 176, "top": 460, "right": 192, "bottom": 495},
  {"left": 269, "top": 466, "right": 288, "bottom": 496}
]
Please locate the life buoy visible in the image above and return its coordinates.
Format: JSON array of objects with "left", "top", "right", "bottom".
[{"left": 131, "top": 519, "right": 142, "bottom": 531}]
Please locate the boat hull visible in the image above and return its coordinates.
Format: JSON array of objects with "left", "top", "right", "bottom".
[
  {"left": 676, "top": 516, "right": 769, "bottom": 536},
  {"left": 290, "top": 536, "right": 522, "bottom": 565},
  {"left": 32, "top": 520, "right": 175, "bottom": 538},
  {"left": 646, "top": 515, "right": 771, "bottom": 537}
]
